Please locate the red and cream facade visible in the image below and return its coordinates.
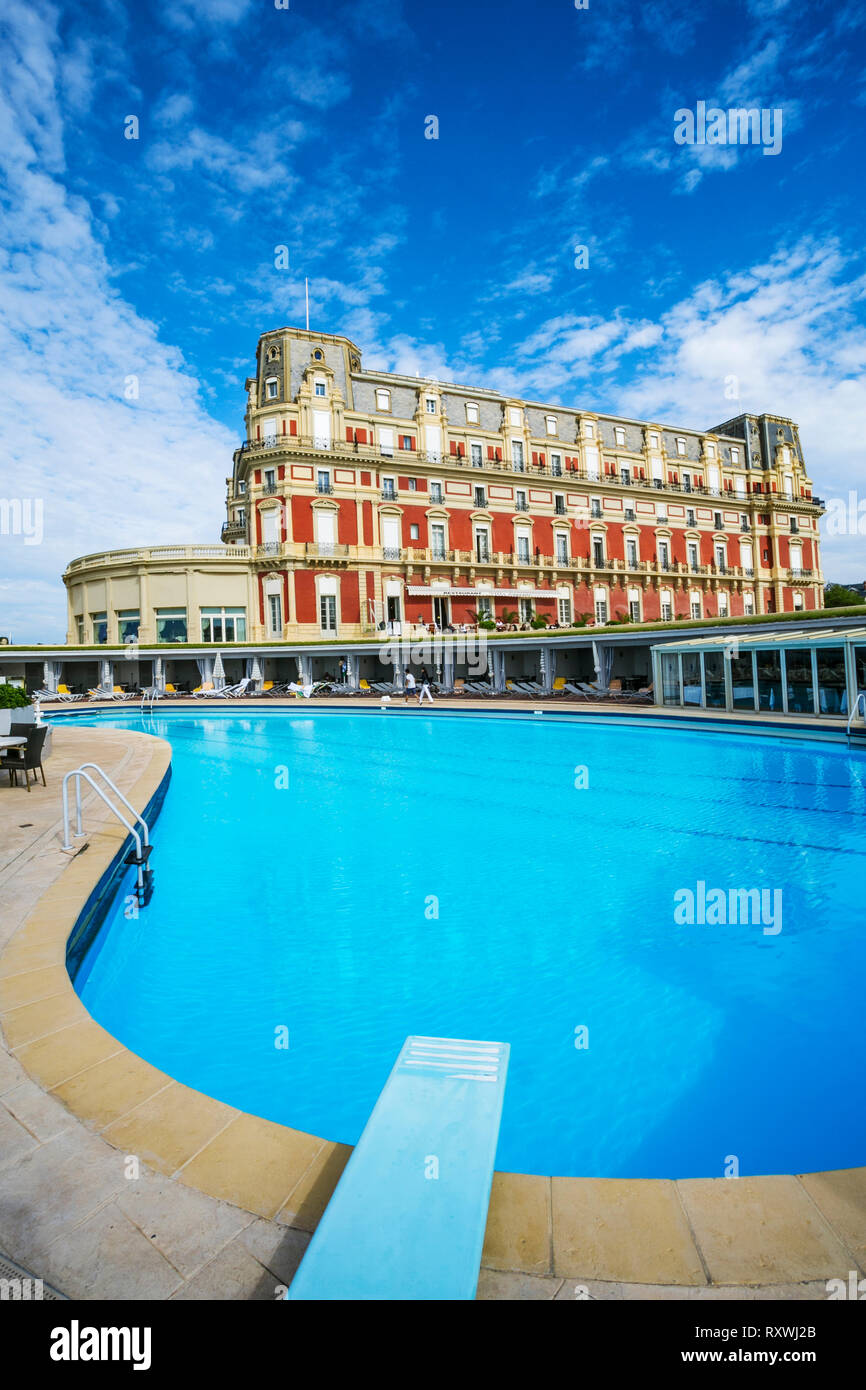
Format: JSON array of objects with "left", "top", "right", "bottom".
[{"left": 220, "top": 326, "right": 824, "bottom": 640}]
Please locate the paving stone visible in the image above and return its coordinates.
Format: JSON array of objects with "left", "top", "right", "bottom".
[
  {"left": 678, "top": 1176, "right": 853, "bottom": 1285},
  {"left": 102, "top": 1081, "right": 234, "bottom": 1177},
  {"left": 797, "top": 1169, "right": 866, "bottom": 1273},
  {"left": 38, "top": 1201, "right": 183, "bottom": 1301},
  {"left": 180, "top": 1112, "right": 323, "bottom": 1220},
  {"left": 0, "top": 1128, "right": 127, "bottom": 1268},
  {"left": 552, "top": 1177, "right": 706, "bottom": 1285},
  {"left": 169, "top": 1239, "right": 279, "bottom": 1301},
  {"left": 1, "top": 1079, "right": 76, "bottom": 1142},
  {"left": 482, "top": 1172, "right": 552, "bottom": 1275},
  {"left": 476, "top": 1268, "right": 563, "bottom": 1300},
  {"left": 0, "top": 1102, "right": 41, "bottom": 1168},
  {"left": 114, "top": 1171, "right": 253, "bottom": 1280},
  {"left": 237, "top": 1217, "right": 311, "bottom": 1286}
]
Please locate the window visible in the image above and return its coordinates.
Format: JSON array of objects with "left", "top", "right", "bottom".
[
  {"left": 466, "top": 402, "right": 479, "bottom": 424},
  {"left": 648, "top": 431, "right": 659, "bottom": 448},
  {"left": 690, "top": 595, "right": 701, "bottom": 619},
  {"left": 515, "top": 489, "right": 528, "bottom": 511},
  {"left": 558, "top": 596, "right": 572, "bottom": 624},
  {"left": 320, "top": 593, "right": 337, "bottom": 631},
  {"left": 594, "top": 589, "right": 608, "bottom": 624},
  {"left": 730, "top": 447, "right": 740, "bottom": 465},
  {"left": 264, "top": 468, "right": 276, "bottom": 491},
  {"left": 470, "top": 442, "right": 482, "bottom": 467},
  {"left": 475, "top": 527, "right": 490, "bottom": 561},
  {"left": 92, "top": 611, "right": 108, "bottom": 644},
  {"left": 474, "top": 485, "right": 486, "bottom": 507},
  {"left": 268, "top": 593, "right": 282, "bottom": 635},
  {"left": 706, "top": 443, "right": 716, "bottom": 458},
  {"left": 76, "top": 616, "right": 85, "bottom": 643},
  {"left": 117, "top": 610, "right": 140, "bottom": 643},
  {"left": 201, "top": 607, "right": 247, "bottom": 643},
  {"left": 555, "top": 532, "right": 569, "bottom": 563},
  {"left": 237, "top": 479, "right": 247, "bottom": 495},
  {"left": 614, "top": 426, "right": 625, "bottom": 446},
  {"left": 376, "top": 388, "right": 391, "bottom": 412},
  {"left": 743, "top": 592, "right": 755, "bottom": 615},
  {"left": 551, "top": 453, "right": 563, "bottom": 477},
  {"left": 400, "top": 435, "right": 413, "bottom": 451},
  {"left": 430, "top": 523, "right": 446, "bottom": 559},
  {"left": 714, "top": 511, "right": 723, "bottom": 529},
  {"left": 508, "top": 407, "right": 522, "bottom": 427},
  {"left": 156, "top": 608, "right": 187, "bottom": 643},
  {"left": 718, "top": 591, "right": 729, "bottom": 617},
  {"left": 379, "top": 427, "right": 394, "bottom": 457},
  {"left": 314, "top": 379, "right": 326, "bottom": 397},
  {"left": 511, "top": 440, "right": 525, "bottom": 470},
  {"left": 628, "top": 590, "right": 641, "bottom": 622},
  {"left": 676, "top": 438, "right": 686, "bottom": 456},
  {"left": 546, "top": 415, "right": 557, "bottom": 436},
  {"left": 687, "top": 508, "right": 696, "bottom": 526},
  {"left": 687, "top": 543, "right": 699, "bottom": 570},
  {"left": 237, "top": 509, "right": 246, "bottom": 526},
  {"left": 715, "top": 543, "right": 727, "bottom": 571},
  {"left": 382, "top": 476, "right": 397, "bottom": 499},
  {"left": 516, "top": 531, "right": 531, "bottom": 562},
  {"left": 430, "top": 481, "right": 443, "bottom": 503},
  {"left": 317, "top": 469, "right": 331, "bottom": 494},
  {"left": 592, "top": 535, "right": 605, "bottom": 567},
  {"left": 591, "top": 497, "right": 602, "bottom": 518},
  {"left": 554, "top": 493, "right": 566, "bottom": 515},
  {"left": 790, "top": 544, "right": 803, "bottom": 575},
  {"left": 657, "top": 507, "right": 668, "bottom": 524},
  {"left": 621, "top": 466, "right": 631, "bottom": 485},
  {"left": 793, "top": 592, "right": 804, "bottom": 610},
  {"left": 584, "top": 421, "right": 595, "bottom": 438},
  {"left": 477, "top": 592, "right": 494, "bottom": 618},
  {"left": 410, "top": 523, "right": 420, "bottom": 540},
  {"left": 660, "top": 592, "right": 673, "bottom": 621},
  {"left": 658, "top": 540, "right": 670, "bottom": 569},
  {"left": 426, "top": 398, "right": 437, "bottom": 414},
  {"left": 626, "top": 538, "right": 638, "bottom": 567},
  {"left": 265, "top": 378, "right": 278, "bottom": 399},
  {"left": 518, "top": 596, "right": 534, "bottom": 622}
]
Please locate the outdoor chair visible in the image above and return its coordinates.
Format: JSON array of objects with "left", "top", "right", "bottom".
[{"left": 2, "top": 725, "right": 48, "bottom": 791}]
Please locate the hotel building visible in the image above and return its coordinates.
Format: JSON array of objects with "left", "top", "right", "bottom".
[{"left": 62, "top": 325, "right": 824, "bottom": 648}]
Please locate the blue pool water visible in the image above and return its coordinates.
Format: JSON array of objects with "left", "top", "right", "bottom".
[{"left": 66, "top": 709, "right": 866, "bottom": 1179}]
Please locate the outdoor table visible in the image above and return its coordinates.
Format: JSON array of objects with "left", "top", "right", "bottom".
[{"left": 0, "top": 736, "right": 27, "bottom": 750}]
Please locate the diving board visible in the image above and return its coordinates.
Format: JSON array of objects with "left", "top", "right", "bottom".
[{"left": 286, "top": 1035, "right": 510, "bottom": 1301}]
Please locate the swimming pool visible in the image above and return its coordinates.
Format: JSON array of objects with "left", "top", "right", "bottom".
[{"left": 64, "top": 709, "right": 866, "bottom": 1179}]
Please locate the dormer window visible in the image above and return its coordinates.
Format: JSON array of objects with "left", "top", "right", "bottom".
[
  {"left": 265, "top": 378, "right": 278, "bottom": 399},
  {"left": 730, "top": 446, "right": 740, "bottom": 465},
  {"left": 266, "top": 346, "right": 279, "bottom": 362},
  {"left": 676, "top": 438, "right": 686, "bottom": 457},
  {"left": 508, "top": 407, "right": 522, "bottom": 427},
  {"left": 313, "top": 349, "right": 324, "bottom": 361},
  {"left": 376, "top": 388, "right": 391, "bottom": 412},
  {"left": 466, "top": 401, "right": 479, "bottom": 424},
  {"left": 425, "top": 398, "right": 437, "bottom": 414},
  {"left": 706, "top": 442, "right": 716, "bottom": 457},
  {"left": 614, "top": 426, "right": 626, "bottom": 446},
  {"left": 546, "top": 415, "right": 557, "bottom": 436},
  {"left": 584, "top": 421, "right": 595, "bottom": 438},
  {"left": 648, "top": 431, "right": 659, "bottom": 448},
  {"left": 314, "top": 378, "right": 326, "bottom": 397}
]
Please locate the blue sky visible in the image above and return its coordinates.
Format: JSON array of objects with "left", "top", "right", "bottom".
[{"left": 1, "top": 0, "right": 865, "bottom": 641}]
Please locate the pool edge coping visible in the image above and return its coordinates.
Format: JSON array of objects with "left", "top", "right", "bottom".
[{"left": 0, "top": 723, "right": 863, "bottom": 1294}]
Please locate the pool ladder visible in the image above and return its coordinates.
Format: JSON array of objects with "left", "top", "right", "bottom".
[
  {"left": 61, "top": 763, "right": 154, "bottom": 908},
  {"left": 846, "top": 692, "right": 866, "bottom": 747}
]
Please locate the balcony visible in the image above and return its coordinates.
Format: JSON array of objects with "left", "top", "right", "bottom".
[
  {"left": 515, "top": 501, "right": 530, "bottom": 512},
  {"left": 304, "top": 543, "right": 351, "bottom": 564},
  {"left": 788, "top": 568, "right": 813, "bottom": 582},
  {"left": 382, "top": 546, "right": 402, "bottom": 561},
  {"left": 256, "top": 542, "right": 282, "bottom": 557},
  {"left": 220, "top": 520, "right": 246, "bottom": 542},
  {"left": 262, "top": 483, "right": 278, "bottom": 496},
  {"left": 381, "top": 487, "right": 397, "bottom": 501},
  {"left": 316, "top": 483, "right": 333, "bottom": 495},
  {"left": 554, "top": 504, "right": 567, "bottom": 516}
]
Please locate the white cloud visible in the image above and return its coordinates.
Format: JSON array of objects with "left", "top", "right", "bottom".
[{"left": 0, "top": 1, "right": 235, "bottom": 642}]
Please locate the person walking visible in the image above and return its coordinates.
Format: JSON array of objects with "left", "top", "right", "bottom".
[
  {"left": 404, "top": 669, "right": 417, "bottom": 703},
  {"left": 418, "top": 666, "right": 433, "bottom": 705}
]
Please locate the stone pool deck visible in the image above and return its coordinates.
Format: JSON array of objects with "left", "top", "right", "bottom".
[{"left": 0, "top": 713, "right": 863, "bottom": 1300}]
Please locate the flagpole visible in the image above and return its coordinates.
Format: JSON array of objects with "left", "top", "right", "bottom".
[{"left": 305, "top": 278, "right": 309, "bottom": 331}]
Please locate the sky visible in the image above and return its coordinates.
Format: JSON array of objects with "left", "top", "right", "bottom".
[{"left": 1, "top": 0, "right": 865, "bottom": 642}]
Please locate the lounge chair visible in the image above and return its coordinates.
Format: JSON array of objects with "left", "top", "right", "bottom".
[
  {"left": 287, "top": 1035, "right": 509, "bottom": 1301},
  {"left": 450, "top": 678, "right": 467, "bottom": 695}
]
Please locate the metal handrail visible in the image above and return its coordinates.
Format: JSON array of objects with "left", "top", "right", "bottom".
[
  {"left": 61, "top": 764, "right": 153, "bottom": 903},
  {"left": 846, "top": 691, "right": 866, "bottom": 744}
]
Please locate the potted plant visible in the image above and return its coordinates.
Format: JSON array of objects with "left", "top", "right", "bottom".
[{"left": 0, "top": 682, "right": 33, "bottom": 737}]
